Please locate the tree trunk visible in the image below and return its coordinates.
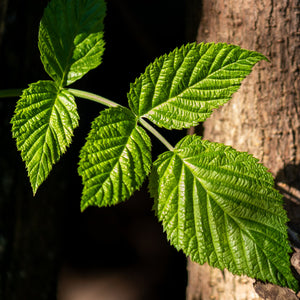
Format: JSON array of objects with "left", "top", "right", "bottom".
[{"left": 186, "top": 0, "right": 300, "bottom": 299}]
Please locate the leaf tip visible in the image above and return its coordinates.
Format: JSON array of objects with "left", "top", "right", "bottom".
[
  {"left": 30, "top": 177, "right": 40, "bottom": 196},
  {"left": 80, "top": 200, "right": 88, "bottom": 212}
]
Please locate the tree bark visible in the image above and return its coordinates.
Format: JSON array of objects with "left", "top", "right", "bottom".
[{"left": 186, "top": 0, "right": 300, "bottom": 299}]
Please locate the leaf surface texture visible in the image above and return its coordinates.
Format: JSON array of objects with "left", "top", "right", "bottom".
[
  {"left": 128, "top": 43, "right": 267, "bottom": 129},
  {"left": 38, "top": 0, "right": 106, "bottom": 86},
  {"left": 11, "top": 81, "right": 79, "bottom": 193},
  {"left": 149, "top": 135, "right": 297, "bottom": 290},
  {"left": 79, "top": 107, "right": 152, "bottom": 210}
]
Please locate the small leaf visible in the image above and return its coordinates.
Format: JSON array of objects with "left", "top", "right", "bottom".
[
  {"left": 149, "top": 135, "right": 297, "bottom": 291},
  {"left": 11, "top": 81, "right": 79, "bottom": 193},
  {"left": 78, "top": 107, "right": 152, "bottom": 211},
  {"left": 128, "top": 43, "right": 267, "bottom": 129},
  {"left": 38, "top": 0, "right": 106, "bottom": 87}
]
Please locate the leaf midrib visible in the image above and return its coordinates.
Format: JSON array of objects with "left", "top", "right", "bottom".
[
  {"left": 32, "top": 91, "right": 62, "bottom": 191},
  {"left": 180, "top": 155, "right": 279, "bottom": 208},
  {"left": 141, "top": 54, "right": 251, "bottom": 118},
  {"left": 188, "top": 166, "right": 288, "bottom": 277},
  {"left": 84, "top": 123, "right": 138, "bottom": 201},
  {"left": 58, "top": 7, "right": 93, "bottom": 87},
  {"left": 177, "top": 154, "right": 286, "bottom": 242}
]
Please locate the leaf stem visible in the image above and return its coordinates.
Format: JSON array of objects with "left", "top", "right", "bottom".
[
  {"left": 67, "top": 88, "right": 119, "bottom": 107},
  {"left": 0, "top": 89, "right": 23, "bottom": 98},
  {"left": 139, "top": 118, "right": 174, "bottom": 151},
  {"left": 1, "top": 87, "right": 175, "bottom": 151},
  {"left": 65, "top": 88, "right": 175, "bottom": 151}
]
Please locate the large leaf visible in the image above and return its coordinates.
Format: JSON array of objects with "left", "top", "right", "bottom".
[
  {"left": 11, "top": 81, "right": 79, "bottom": 194},
  {"left": 78, "top": 107, "right": 152, "bottom": 211},
  {"left": 38, "top": 0, "right": 106, "bottom": 87},
  {"left": 128, "top": 43, "right": 267, "bottom": 129},
  {"left": 149, "top": 135, "right": 297, "bottom": 290}
]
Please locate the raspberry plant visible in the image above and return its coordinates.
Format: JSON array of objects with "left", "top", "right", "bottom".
[{"left": 0, "top": 0, "right": 298, "bottom": 291}]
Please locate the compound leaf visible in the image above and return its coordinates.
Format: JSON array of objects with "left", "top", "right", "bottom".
[
  {"left": 128, "top": 43, "right": 267, "bottom": 129},
  {"left": 79, "top": 107, "right": 152, "bottom": 211},
  {"left": 149, "top": 135, "right": 297, "bottom": 291},
  {"left": 11, "top": 80, "right": 79, "bottom": 194},
  {"left": 39, "top": 0, "right": 106, "bottom": 87}
]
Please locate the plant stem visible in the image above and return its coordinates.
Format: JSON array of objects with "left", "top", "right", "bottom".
[
  {"left": 67, "top": 88, "right": 119, "bottom": 107},
  {"left": 69, "top": 88, "right": 174, "bottom": 151},
  {"left": 0, "top": 89, "right": 23, "bottom": 98},
  {"left": 2, "top": 86, "right": 174, "bottom": 151},
  {"left": 139, "top": 118, "right": 174, "bottom": 151}
]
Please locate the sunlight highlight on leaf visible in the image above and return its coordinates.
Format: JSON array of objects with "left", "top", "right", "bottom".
[
  {"left": 11, "top": 81, "right": 79, "bottom": 193},
  {"left": 78, "top": 107, "right": 152, "bottom": 210},
  {"left": 128, "top": 43, "right": 267, "bottom": 129},
  {"left": 149, "top": 135, "right": 297, "bottom": 291},
  {"left": 39, "top": 0, "right": 106, "bottom": 87}
]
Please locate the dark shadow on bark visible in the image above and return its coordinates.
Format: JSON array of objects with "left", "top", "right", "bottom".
[{"left": 276, "top": 163, "right": 300, "bottom": 234}]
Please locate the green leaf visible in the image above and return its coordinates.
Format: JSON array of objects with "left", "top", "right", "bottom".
[
  {"left": 78, "top": 107, "right": 152, "bottom": 211},
  {"left": 11, "top": 81, "right": 79, "bottom": 194},
  {"left": 38, "top": 0, "right": 106, "bottom": 87},
  {"left": 128, "top": 43, "right": 267, "bottom": 129},
  {"left": 149, "top": 135, "right": 297, "bottom": 291}
]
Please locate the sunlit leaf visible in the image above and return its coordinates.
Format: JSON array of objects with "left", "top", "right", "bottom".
[
  {"left": 149, "top": 135, "right": 297, "bottom": 291},
  {"left": 11, "top": 81, "right": 79, "bottom": 193},
  {"left": 79, "top": 107, "right": 152, "bottom": 210},
  {"left": 39, "top": 0, "right": 106, "bottom": 86},
  {"left": 128, "top": 43, "right": 267, "bottom": 129}
]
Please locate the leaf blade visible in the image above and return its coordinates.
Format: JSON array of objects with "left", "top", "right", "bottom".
[
  {"left": 11, "top": 81, "right": 79, "bottom": 193},
  {"left": 78, "top": 107, "right": 152, "bottom": 210},
  {"left": 38, "top": 0, "right": 106, "bottom": 86},
  {"left": 128, "top": 43, "right": 267, "bottom": 129},
  {"left": 149, "top": 135, "right": 297, "bottom": 290}
]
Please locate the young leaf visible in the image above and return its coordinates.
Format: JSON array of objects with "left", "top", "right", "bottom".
[
  {"left": 78, "top": 107, "right": 152, "bottom": 211},
  {"left": 11, "top": 81, "right": 79, "bottom": 194},
  {"left": 149, "top": 135, "right": 297, "bottom": 291},
  {"left": 38, "top": 0, "right": 106, "bottom": 87},
  {"left": 128, "top": 43, "right": 267, "bottom": 129}
]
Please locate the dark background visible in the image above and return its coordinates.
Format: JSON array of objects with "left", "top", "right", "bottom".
[{"left": 0, "top": 0, "right": 201, "bottom": 299}]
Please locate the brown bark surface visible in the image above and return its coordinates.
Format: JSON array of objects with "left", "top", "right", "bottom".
[{"left": 186, "top": 0, "right": 300, "bottom": 299}]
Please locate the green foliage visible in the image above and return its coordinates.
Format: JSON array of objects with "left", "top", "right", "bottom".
[
  {"left": 39, "top": 0, "right": 106, "bottom": 87},
  {"left": 78, "top": 107, "right": 152, "bottom": 210},
  {"left": 3, "top": 0, "right": 298, "bottom": 292},
  {"left": 11, "top": 81, "right": 79, "bottom": 193},
  {"left": 128, "top": 43, "right": 267, "bottom": 129},
  {"left": 149, "top": 135, "right": 297, "bottom": 290}
]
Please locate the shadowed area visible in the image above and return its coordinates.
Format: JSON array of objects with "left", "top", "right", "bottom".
[{"left": 0, "top": 0, "right": 194, "bottom": 299}]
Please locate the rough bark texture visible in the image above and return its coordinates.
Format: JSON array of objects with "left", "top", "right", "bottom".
[{"left": 186, "top": 0, "right": 300, "bottom": 299}]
